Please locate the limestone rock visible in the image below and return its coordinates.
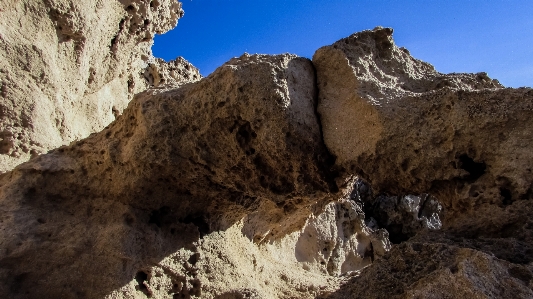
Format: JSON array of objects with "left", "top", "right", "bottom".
[
  {"left": 323, "top": 239, "right": 533, "bottom": 299},
  {"left": 355, "top": 178, "right": 443, "bottom": 244},
  {"left": 143, "top": 56, "right": 202, "bottom": 88},
  {"left": 2, "top": 16, "right": 533, "bottom": 299},
  {"left": 315, "top": 27, "right": 533, "bottom": 299},
  {"left": 314, "top": 27, "right": 533, "bottom": 228},
  {"left": 0, "top": 0, "right": 200, "bottom": 173},
  {"left": 107, "top": 177, "right": 387, "bottom": 299},
  {"left": 0, "top": 53, "right": 337, "bottom": 298},
  {"left": 293, "top": 176, "right": 391, "bottom": 277}
]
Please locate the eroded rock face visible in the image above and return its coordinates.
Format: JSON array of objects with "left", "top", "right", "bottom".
[
  {"left": 314, "top": 26, "right": 533, "bottom": 227},
  {"left": 0, "top": 53, "right": 337, "bottom": 298},
  {"left": 106, "top": 177, "right": 387, "bottom": 299},
  {"left": 0, "top": 0, "right": 199, "bottom": 172},
  {"left": 315, "top": 27, "right": 533, "bottom": 299},
  {"left": 323, "top": 240, "right": 533, "bottom": 299},
  {"left": 1, "top": 19, "right": 533, "bottom": 299},
  {"left": 143, "top": 56, "right": 202, "bottom": 88},
  {"left": 293, "top": 176, "right": 391, "bottom": 277}
]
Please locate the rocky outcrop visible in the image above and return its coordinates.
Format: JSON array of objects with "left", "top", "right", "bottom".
[
  {"left": 0, "top": 53, "right": 340, "bottom": 298},
  {"left": 323, "top": 240, "right": 533, "bottom": 299},
  {"left": 0, "top": 0, "right": 200, "bottom": 173},
  {"left": 143, "top": 56, "right": 202, "bottom": 88},
  {"left": 315, "top": 27, "right": 533, "bottom": 298},
  {"left": 1, "top": 13, "right": 533, "bottom": 299},
  {"left": 314, "top": 26, "right": 533, "bottom": 227}
]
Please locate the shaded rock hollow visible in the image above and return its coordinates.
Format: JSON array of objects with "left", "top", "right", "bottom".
[{"left": 1, "top": 3, "right": 533, "bottom": 298}]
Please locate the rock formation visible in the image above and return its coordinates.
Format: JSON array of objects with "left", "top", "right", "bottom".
[
  {"left": 0, "top": 0, "right": 200, "bottom": 173},
  {"left": 315, "top": 27, "right": 533, "bottom": 298},
  {"left": 1, "top": 1, "right": 533, "bottom": 297}
]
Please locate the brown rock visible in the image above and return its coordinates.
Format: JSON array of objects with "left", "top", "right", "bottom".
[
  {"left": 315, "top": 27, "right": 533, "bottom": 299},
  {"left": 314, "top": 26, "right": 533, "bottom": 227},
  {"left": 2, "top": 15, "right": 533, "bottom": 298},
  {"left": 0, "top": 53, "right": 336, "bottom": 298}
]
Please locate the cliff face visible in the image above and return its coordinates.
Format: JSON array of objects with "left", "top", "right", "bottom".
[
  {"left": 1, "top": 3, "right": 533, "bottom": 298},
  {"left": 0, "top": 0, "right": 200, "bottom": 173}
]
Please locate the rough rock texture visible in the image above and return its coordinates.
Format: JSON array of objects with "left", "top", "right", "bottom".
[
  {"left": 292, "top": 176, "right": 390, "bottom": 277},
  {"left": 315, "top": 26, "right": 533, "bottom": 226},
  {"left": 0, "top": 53, "right": 339, "bottom": 298},
  {"left": 316, "top": 27, "right": 533, "bottom": 298},
  {"left": 106, "top": 177, "right": 388, "bottom": 299},
  {"left": 323, "top": 240, "right": 533, "bottom": 299},
  {"left": 370, "top": 194, "right": 442, "bottom": 241},
  {"left": 2, "top": 16, "right": 533, "bottom": 299},
  {"left": 143, "top": 56, "right": 202, "bottom": 88},
  {"left": 0, "top": 0, "right": 200, "bottom": 173}
]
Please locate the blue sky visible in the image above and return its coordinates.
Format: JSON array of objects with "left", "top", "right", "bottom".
[{"left": 153, "top": 1, "right": 532, "bottom": 87}]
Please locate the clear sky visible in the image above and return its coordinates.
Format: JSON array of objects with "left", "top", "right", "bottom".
[{"left": 153, "top": 0, "right": 532, "bottom": 88}]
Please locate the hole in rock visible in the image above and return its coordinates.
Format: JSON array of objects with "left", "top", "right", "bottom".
[
  {"left": 236, "top": 121, "right": 254, "bottom": 149},
  {"left": 458, "top": 154, "right": 486, "bottom": 181},
  {"left": 188, "top": 253, "right": 200, "bottom": 265},
  {"left": 124, "top": 213, "right": 135, "bottom": 225},
  {"left": 183, "top": 214, "right": 210, "bottom": 238},
  {"left": 520, "top": 187, "right": 533, "bottom": 200},
  {"left": 450, "top": 265, "right": 459, "bottom": 274},
  {"left": 387, "top": 224, "right": 410, "bottom": 244},
  {"left": 508, "top": 266, "right": 533, "bottom": 283},
  {"left": 135, "top": 271, "right": 150, "bottom": 295},
  {"left": 501, "top": 188, "right": 513, "bottom": 205},
  {"left": 149, "top": 206, "right": 172, "bottom": 228}
]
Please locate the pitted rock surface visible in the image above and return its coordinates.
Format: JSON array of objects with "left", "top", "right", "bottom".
[
  {"left": 0, "top": 53, "right": 337, "bottom": 298},
  {"left": 314, "top": 27, "right": 533, "bottom": 228},
  {"left": 0, "top": 0, "right": 199, "bottom": 172},
  {"left": 1, "top": 9, "right": 533, "bottom": 298},
  {"left": 314, "top": 27, "right": 533, "bottom": 299}
]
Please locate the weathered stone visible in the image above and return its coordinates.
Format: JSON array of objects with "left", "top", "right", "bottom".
[
  {"left": 314, "top": 27, "right": 533, "bottom": 299},
  {"left": 0, "top": 53, "right": 336, "bottom": 298},
  {"left": 294, "top": 176, "right": 391, "bottom": 277},
  {"left": 1, "top": 11, "right": 533, "bottom": 298},
  {"left": 356, "top": 181, "right": 443, "bottom": 244},
  {"left": 0, "top": 0, "right": 199, "bottom": 172},
  {"left": 314, "top": 26, "right": 533, "bottom": 228},
  {"left": 143, "top": 56, "right": 202, "bottom": 88},
  {"left": 323, "top": 240, "right": 533, "bottom": 299}
]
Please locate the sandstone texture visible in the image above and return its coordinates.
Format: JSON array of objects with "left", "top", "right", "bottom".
[
  {"left": 315, "top": 27, "right": 533, "bottom": 298},
  {"left": 0, "top": 0, "right": 200, "bottom": 173},
  {"left": 0, "top": 53, "right": 341, "bottom": 298},
  {"left": 1, "top": 4, "right": 533, "bottom": 298}
]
